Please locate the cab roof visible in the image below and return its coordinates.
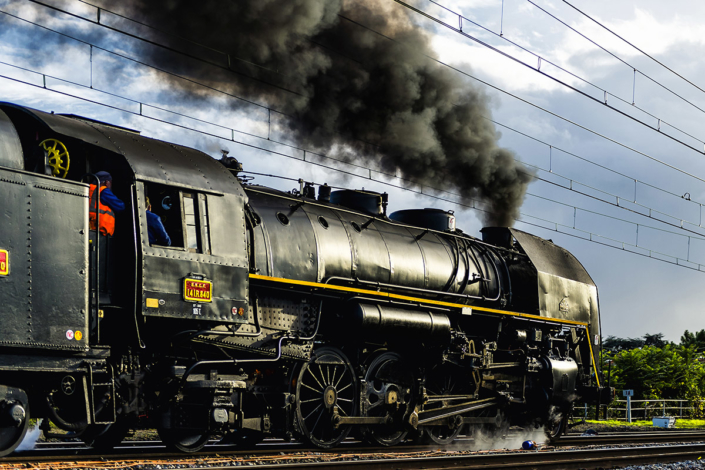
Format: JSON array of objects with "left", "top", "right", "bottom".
[{"left": 0, "top": 102, "right": 243, "bottom": 197}]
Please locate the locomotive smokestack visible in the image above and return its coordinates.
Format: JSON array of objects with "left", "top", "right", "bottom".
[{"left": 115, "top": 0, "right": 532, "bottom": 225}]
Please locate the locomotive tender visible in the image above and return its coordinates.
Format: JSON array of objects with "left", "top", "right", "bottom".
[{"left": 0, "top": 102, "right": 610, "bottom": 454}]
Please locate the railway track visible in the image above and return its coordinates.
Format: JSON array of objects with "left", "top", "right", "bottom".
[
  {"left": 4, "top": 431, "right": 705, "bottom": 469},
  {"left": 559, "top": 429, "right": 705, "bottom": 446}
]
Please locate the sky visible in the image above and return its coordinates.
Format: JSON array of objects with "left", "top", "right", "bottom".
[{"left": 1, "top": 0, "right": 704, "bottom": 342}]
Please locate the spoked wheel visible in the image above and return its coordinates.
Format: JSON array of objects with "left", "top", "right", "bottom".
[
  {"left": 80, "top": 420, "right": 130, "bottom": 451},
  {"left": 0, "top": 399, "right": 29, "bottom": 457},
  {"left": 361, "top": 352, "right": 416, "bottom": 447},
  {"left": 158, "top": 427, "right": 210, "bottom": 452},
  {"left": 421, "top": 365, "right": 470, "bottom": 445},
  {"left": 545, "top": 408, "right": 568, "bottom": 442},
  {"left": 295, "top": 347, "right": 357, "bottom": 449}
]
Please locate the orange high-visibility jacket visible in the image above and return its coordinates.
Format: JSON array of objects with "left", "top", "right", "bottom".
[{"left": 89, "top": 184, "right": 116, "bottom": 236}]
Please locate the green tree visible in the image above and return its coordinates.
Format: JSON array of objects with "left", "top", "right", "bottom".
[
  {"left": 680, "top": 329, "right": 705, "bottom": 350},
  {"left": 604, "top": 336, "right": 705, "bottom": 417},
  {"left": 602, "top": 333, "right": 669, "bottom": 352},
  {"left": 643, "top": 333, "right": 667, "bottom": 348},
  {"left": 602, "top": 335, "right": 644, "bottom": 352}
]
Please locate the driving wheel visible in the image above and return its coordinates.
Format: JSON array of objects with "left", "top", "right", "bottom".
[
  {"left": 295, "top": 347, "right": 356, "bottom": 449},
  {"left": 361, "top": 352, "right": 416, "bottom": 447},
  {"left": 421, "top": 365, "right": 469, "bottom": 445}
]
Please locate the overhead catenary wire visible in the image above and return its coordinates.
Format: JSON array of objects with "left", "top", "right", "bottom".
[
  {"left": 2, "top": 3, "right": 704, "bottom": 270},
  {"left": 59, "top": 0, "right": 705, "bottom": 131},
  {"left": 72, "top": 0, "right": 278, "bottom": 75},
  {"left": 0, "top": 3, "right": 386, "bottom": 158},
  {"left": 335, "top": 12, "right": 705, "bottom": 187},
  {"left": 527, "top": 170, "right": 705, "bottom": 240},
  {"left": 488, "top": 118, "right": 705, "bottom": 234},
  {"left": 10, "top": 0, "right": 705, "bottom": 211},
  {"left": 24, "top": 0, "right": 304, "bottom": 98},
  {"left": 70, "top": 0, "right": 705, "bottom": 134},
  {"left": 2, "top": 4, "right": 704, "bottom": 246},
  {"left": 395, "top": 0, "right": 705, "bottom": 155},
  {"left": 526, "top": 1, "right": 705, "bottom": 116},
  {"left": 12, "top": 0, "right": 705, "bottom": 191},
  {"left": 3, "top": 62, "right": 704, "bottom": 272},
  {"left": 561, "top": 0, "right": 705, "bottom": 99},
  {"left": 13, "top": 0, "right": 705, "bottom": 241},
  {"left": 242, "top": 171, "right": 705, "bottom": 274},
  {"left": 4, "top": 50, "right": 702, "bottom": 247},
  {"left": 488, "top": 117, "right": 705, "bottom": 208}
]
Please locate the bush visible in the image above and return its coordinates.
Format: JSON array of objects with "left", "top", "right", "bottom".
[{"left": 602, "top": 337, "right": 705, "bottom": 418}]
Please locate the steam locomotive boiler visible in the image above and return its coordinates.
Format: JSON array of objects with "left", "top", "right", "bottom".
[{"left": 0, "top": 102, "right": 611, "bottom": 455}]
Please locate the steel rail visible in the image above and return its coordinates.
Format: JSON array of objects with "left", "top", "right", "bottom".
[
  {"left": 8, "top": 442, "right": 705, "bottom": 470},
  {"left": 5, "top": 432, "right": 705, "bottom": 465},
  {"left": 192, "top": 443, "right": 705, "bottom": 469},
  {"left": 559, "top": 430, "right": 705, "bottom": 446}
]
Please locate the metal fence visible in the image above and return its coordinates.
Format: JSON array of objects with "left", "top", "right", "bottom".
[{"left": 573, "top": 399, "right": 705, "bottom": 421}]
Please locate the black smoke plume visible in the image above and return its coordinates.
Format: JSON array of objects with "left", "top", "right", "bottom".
[{"left": 116, "top": 0, "right": 532, "bottom": 226}]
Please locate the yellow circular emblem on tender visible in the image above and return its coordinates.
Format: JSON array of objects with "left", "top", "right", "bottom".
[{"left": 75, "top": 330, "right": 83, "bottom": 341}]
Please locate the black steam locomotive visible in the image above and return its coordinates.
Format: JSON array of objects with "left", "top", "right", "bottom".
[{"left": 0, "top": 102, "right": 610, "bottom": 455}]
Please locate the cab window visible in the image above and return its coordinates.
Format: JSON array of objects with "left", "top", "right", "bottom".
[
  {"left": 183, "top": 193, "right": 198, "bottom": 251},
  {"left": 144, "top": 183, "right": 210, "bottom": 254}
]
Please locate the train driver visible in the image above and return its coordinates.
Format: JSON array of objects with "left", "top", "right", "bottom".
[
  {"left": 145, "top": 197, "right": 171, "bottom": 246},
  {"left": 89, "top": 171, "right": 125, "bottom": 236}
]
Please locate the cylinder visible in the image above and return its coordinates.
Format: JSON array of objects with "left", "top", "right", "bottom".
[
  {"left": 352, "top": 303, "right": 451, "bottom": 343},
  {"left": 541, "top": 356, "right": 578, "bottom": 406}
]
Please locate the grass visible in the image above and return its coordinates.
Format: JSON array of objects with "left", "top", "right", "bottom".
[{"left": 584, "top": 419, "right": 705, "bottom": 429}]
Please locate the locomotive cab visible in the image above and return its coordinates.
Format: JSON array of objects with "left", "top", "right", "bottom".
[{"left": 0, "top": 103, "right": 250, "bottom": 324}]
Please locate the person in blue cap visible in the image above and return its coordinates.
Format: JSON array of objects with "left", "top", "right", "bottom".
[
  {"left": 145, "top": 197, "right": 171, "bottom": 246},
  {"left": 90, "top": 171, "right": 125, "bottom": 236}
]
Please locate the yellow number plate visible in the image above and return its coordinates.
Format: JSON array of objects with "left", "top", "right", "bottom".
[
  {"left": 184, "top": 279, "right": 212, "bottom": 302},
  {"left": 0, "top": 249, "right": 8, "bottom": 276}
]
